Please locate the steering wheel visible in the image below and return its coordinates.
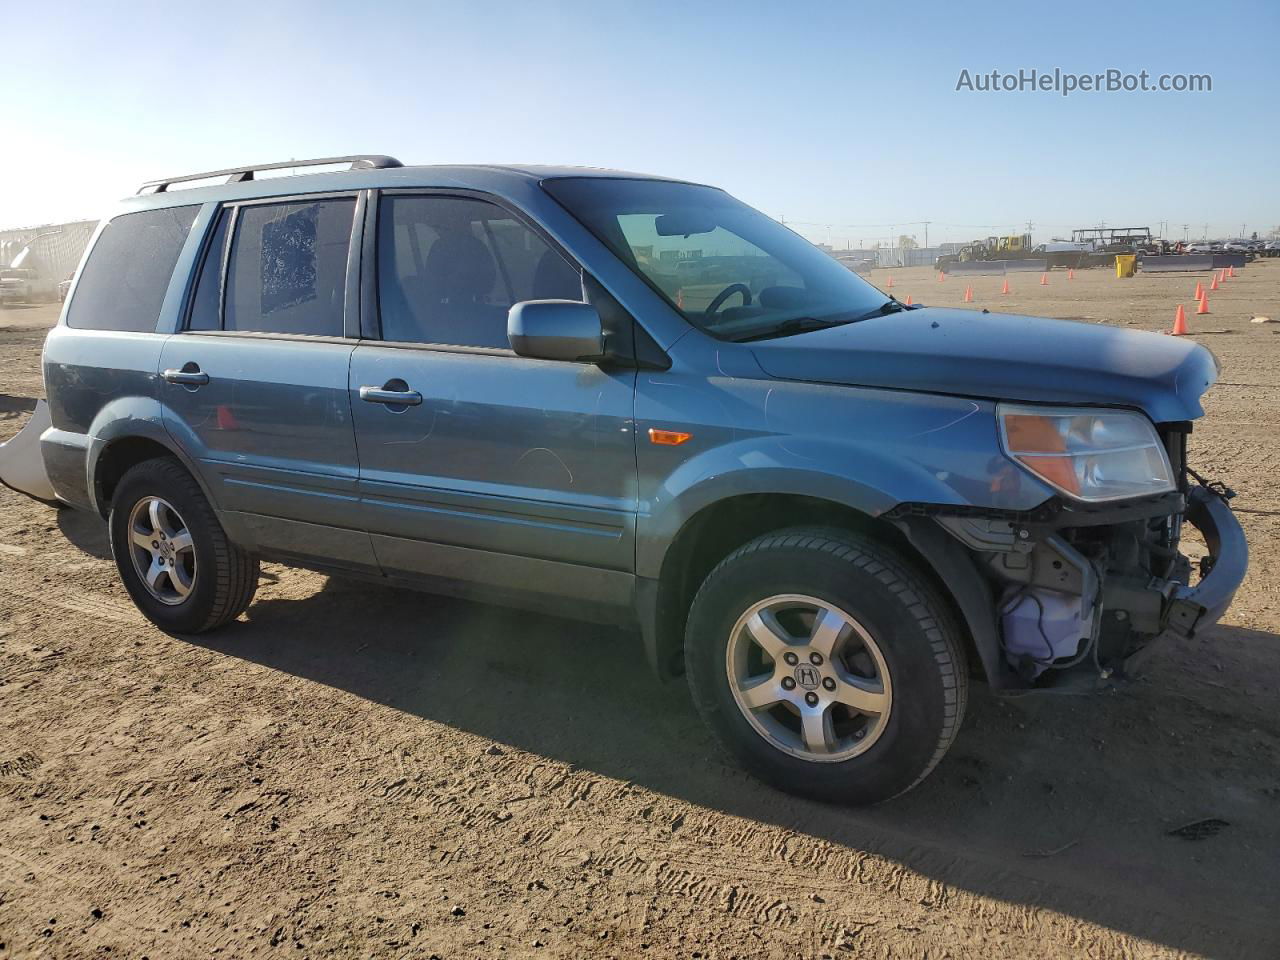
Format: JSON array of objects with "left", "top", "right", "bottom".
[{"left": 703, "top": 283, "right": 753, "bottom": 318}]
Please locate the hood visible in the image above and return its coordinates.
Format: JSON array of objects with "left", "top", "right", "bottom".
[{"left": 749, "top": 307, "right": 1218, "bottom": 422}]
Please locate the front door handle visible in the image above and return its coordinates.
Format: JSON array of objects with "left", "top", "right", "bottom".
[
  {"left": 162, "top": 365, "right": 209, "bottom": 386},
  {"left": 359, "top": 384, "right": 423, "bottom": 406}
]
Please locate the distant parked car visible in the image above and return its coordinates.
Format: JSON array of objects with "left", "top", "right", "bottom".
[
  {"left": 836, "top": 256, "right": 874, "bottom": 274},
  {"left": 0, "top": 268, "right": 36, "bottom": 306},
  {"left": 58, "top": 277, "right": 73, "bottom": 302}
]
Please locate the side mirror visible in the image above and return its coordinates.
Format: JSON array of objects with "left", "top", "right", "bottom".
[{"left": 508, "top": 300, "right": 607, "bottom": 362}]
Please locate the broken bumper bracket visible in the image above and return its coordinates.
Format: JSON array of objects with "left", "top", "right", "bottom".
[{"left": 1125, "top": 485, "right": 1248, "bottom": 673}]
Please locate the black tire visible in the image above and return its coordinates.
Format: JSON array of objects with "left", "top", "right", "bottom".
[
  {"left": 108, "top": 456, "right": 258, "bottom": 633},
  {"left": 685, "top": 527, "right": 968, "bottom": 805}
]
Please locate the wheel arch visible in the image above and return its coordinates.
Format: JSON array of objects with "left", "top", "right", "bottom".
[
  {"left": 639, "top": 492, "right": 989, "bottom": 684},
  {"left": 90, "top": 427, "right": 214, "bottom": 519}
]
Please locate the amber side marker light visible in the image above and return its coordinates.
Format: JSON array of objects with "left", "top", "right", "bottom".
[{"left": 648, "top": 428, "right": 692, "bottom": 446}]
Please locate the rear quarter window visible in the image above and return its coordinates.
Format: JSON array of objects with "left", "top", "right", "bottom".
[{"left": 66, "top": 205, "right": 199, "bottom": 332}]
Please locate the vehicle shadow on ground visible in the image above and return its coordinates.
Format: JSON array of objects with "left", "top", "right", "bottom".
[
  {"left": 163, "top": 572, "right": 1280, "bottom": 957},
  {"left": 57, "top": 507, "right": 113, "bottom": 559},
  {"left": 0, "top": 393, "right": 37, "bottom": 416}
]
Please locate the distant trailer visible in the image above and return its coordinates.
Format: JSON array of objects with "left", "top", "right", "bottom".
[
  {"left": 942, "top": 259, "right": 1049, "bottom": 276},
  {"left": 1139, "top": 255, "right": 1216, "bottom": 273}
]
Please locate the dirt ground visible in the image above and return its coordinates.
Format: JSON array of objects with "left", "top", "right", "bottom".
[{"left": 1, "top": 262, "right": 1279, "bottom": 960}]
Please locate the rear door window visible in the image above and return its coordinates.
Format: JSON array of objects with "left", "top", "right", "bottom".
[
  {"left": 66, "top": 205, "right": 199, "bottom": 332},
  {"left": 225, "top": 199, "right": 356, "bottom": 336}
]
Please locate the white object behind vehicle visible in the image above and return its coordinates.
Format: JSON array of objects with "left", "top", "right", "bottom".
[{"left": 0, "top": 400, "right": 60, "bottom": 503}]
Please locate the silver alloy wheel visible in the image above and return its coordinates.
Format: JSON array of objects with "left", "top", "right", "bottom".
[
  {"left": 725, "top": 594, "right": 893, "bottom": 762},
  {"left": 126, "top": 496, "right": 196, "bottom": 606}
]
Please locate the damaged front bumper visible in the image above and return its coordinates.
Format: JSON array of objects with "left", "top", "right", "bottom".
[{"left": 894, "top": 482, "right": 1248, "bottom": 693}]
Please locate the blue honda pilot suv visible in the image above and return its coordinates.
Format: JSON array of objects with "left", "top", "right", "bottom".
[{"left": 21, "top": 155, "right": 1246, "bottom": 804}]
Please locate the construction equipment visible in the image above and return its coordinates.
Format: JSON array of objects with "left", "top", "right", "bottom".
[{"left": 934, "top": 233, "right": 1032, "bottom": 271}]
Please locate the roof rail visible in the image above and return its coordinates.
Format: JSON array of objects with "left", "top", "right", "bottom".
[{"left": 137, "top": 155, "right": 403, "bottom": 194}]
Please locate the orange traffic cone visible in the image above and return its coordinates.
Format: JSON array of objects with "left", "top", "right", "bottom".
[
  {"left": 1197, "top": 293, "right": 1210, "bottom": 315},
  {"left": 904, "top": 294, "right": 913, "bottom": 306},
  {"left": 1001, "top": 277, "right": 1011, "bottom": 295},
  {"left": 963, "top": 285, "right": 973, "bottom": 303},
  {"left": 1228, "top": 265, "right": 1236, "bottom": 278},
  {"left": 1172, "top": 304, "right": 1188, "bottom": 335},
  {"left": 937, "top": 271, "right": 945, "bottom": 282},
  {"left": 1194, "top": 281, "right": 1204, "bottom": 300},
  {"left": 676, "top": 288, "right": 685, "bottom": 309},
  {"left": 1039, "top": 272, "right": 1048, "bottom": 286},
  {"left": 886, "top": 275, "right": 894, "bottom": 289},
  {"left": 1068, "top": 268, "right": 1075, "bottom": 280},
  {"left": 1210, "top": 272, "right": 1220, "bottom": 291}
]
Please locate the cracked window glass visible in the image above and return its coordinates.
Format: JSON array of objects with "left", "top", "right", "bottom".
[{"left": 226, "top": 199, "right": 355, "bottom": 336}]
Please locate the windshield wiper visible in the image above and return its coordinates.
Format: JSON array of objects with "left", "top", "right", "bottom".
[
  {"left": 730, "top": 315, "right": 858, "bottom": 343},
  {"left": 849, "top": 298, "right": 906, "bottom": 323}
]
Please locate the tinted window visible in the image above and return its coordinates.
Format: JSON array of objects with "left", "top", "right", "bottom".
[
  {"left": 377, "top": 195, "right": 581, "bottom": 348},
  {"left": 187, "top": 209, "right": 230, "bottom": 331},
  {"left": 225, "top": 199, "right": 355, "bottom": 336},
  {"left": 66, "top": 205, "right": 199, "bottom": 332}
]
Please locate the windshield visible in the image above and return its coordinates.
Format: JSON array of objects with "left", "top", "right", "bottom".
[{"left": 542, "top": 177, "right": 890, "bottom": 340}]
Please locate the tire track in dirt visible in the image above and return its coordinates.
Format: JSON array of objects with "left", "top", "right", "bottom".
[
  {"left": 0, "top": 550, "right": 141, "bottom": 626},
  {"left": 0, "top": 848, "right": 160, "bottom": 958},
  {"left": 356, "top": 743, "right": 1240, "bottom": 958}
]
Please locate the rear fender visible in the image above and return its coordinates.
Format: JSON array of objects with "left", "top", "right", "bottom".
[{"left": 85, "top": 398, "right": 218, "bottom": 516}]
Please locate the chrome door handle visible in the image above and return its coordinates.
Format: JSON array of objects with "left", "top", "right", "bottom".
[
  {"left": 162, "top": 367, "right": 209, "bottom": 386},
  {"left": 359, "top": 385, "right": 423, "bottom": 406}
]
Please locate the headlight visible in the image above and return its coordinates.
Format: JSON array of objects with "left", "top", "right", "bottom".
[{"left": 997, "top": 404, "right": 1175, "bottom": 502}]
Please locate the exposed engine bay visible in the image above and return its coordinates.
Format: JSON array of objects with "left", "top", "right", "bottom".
[{"left": 918, "top": 423, "right": 1244, "bottom": 692}]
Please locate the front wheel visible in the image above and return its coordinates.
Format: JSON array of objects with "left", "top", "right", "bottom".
[
  {"left": 109, "top": 457, "right": 258, "bottom": 633},
  {"left": 685, "top": 528, "right": 968, "bottom": 805}
]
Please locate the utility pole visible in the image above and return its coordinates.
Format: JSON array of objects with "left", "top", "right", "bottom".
[
  {"left": 923, "top": 221, "right": 931, "bottom": 249},
  {"left": 1203, "top": 223, "right": 1209, "bottom": 241},
  {"left": 1182, "top": 224, "right": 1189, "bottom": 241}
]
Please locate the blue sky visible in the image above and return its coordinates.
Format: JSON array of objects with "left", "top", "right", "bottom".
[{"left": 5, "top": 0, "right": 1276, "bottom": 246}]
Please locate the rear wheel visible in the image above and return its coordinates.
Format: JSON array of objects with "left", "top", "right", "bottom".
[
  {"left": 109, "top": 457, "right": 258, "bottom": 633},
  {"left": 685, "top": 527, "right": 967, "bottom": 804}
]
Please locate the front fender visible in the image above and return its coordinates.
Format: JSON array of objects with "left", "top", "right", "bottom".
[{"left": 634, "top": 372, "right": 1055, "bottom": 579}]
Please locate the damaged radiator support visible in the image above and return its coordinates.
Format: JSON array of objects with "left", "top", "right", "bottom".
[{"left": 937, "top": 517, "right": 1102, "bottom": 681}]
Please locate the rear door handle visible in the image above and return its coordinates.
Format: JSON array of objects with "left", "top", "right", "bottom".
[
  {"left": 162, "top": 366, "right": 209, "bottom": 386},
  {"left": 359, "top": 385, "right": 423, "bottom": 406}
]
